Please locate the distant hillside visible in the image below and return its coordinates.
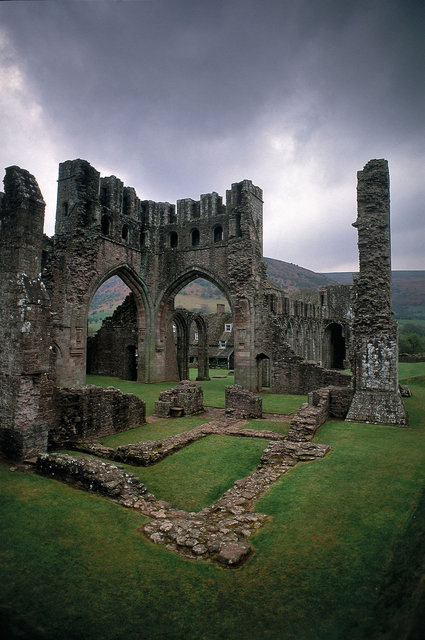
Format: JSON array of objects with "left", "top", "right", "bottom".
[
  {"left": 87, "top": 264, "right": 425, "bottom": 335},
  {"left": 88, "top": 277, "right": 131, "bottom": 335},
  {"left": 323, "top": 271, "right": 425, "bottom": 320},
  {"left": 264, "top": 257, "right": 336, "bottom": 292}
]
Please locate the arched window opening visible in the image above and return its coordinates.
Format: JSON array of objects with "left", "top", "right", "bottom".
[
  {"left": 256, "top": 354, "right": 271, "bottom": 392},
  {"left": 101, "top": 215, "right": 111, "bottom": 236},
  {"left": 171, "top": 277, "right": 232, "bottom": 380},
  {"left": 122, "top": 224, "right": 129, "bottom": 241},
  {"left": 87, "top": 275, "right": 141, "bottom": 381},
  {"left": 170, "top": 231, "right": 178, "bottom": 248},
  {"left": 214, "top": 225, "right": 223, "bottom": 243},
  {"left": 62, "top": 202, "right": 69, "bottom": 217},
  {"left": 191, "top": 228, "right": 200, "bottom": 247},
  {"left": 140, "top": 231, "right": 147, "bottom": 248}
]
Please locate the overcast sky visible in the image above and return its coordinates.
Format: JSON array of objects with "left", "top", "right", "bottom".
[{"left": 0, "top": 0, "right": 424, "bottom": 272}]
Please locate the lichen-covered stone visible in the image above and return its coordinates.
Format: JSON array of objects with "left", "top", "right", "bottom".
[{"left": 347, "top": 160, "right": 407, "bottom": 426}]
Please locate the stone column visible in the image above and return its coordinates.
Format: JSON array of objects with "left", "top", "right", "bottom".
[
  {"left": 0, "top": 167, "right": 53, "bottom": 459},
  {"left": 346, "top": 159, "right": 407, "bottom": 425}
]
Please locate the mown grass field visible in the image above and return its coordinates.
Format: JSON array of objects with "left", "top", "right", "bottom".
[
  {"left": 87, "top": 369, "right": 307, "bottom": 416},
  {"left": 1, "top": 363, "right": 424, "bottom": 639}
]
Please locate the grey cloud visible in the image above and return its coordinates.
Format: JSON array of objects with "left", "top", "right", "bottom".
[{"left": 0, "top": 0, "right": 423, "bottom": 271}]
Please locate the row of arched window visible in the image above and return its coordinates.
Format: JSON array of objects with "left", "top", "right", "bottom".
[
  {"left": 101, "top": 215, "right": 148, "bottom": 248},
  {"left": 169, "top": 225, "right": 224, "bottom": 249},
  {"left": 100, "top": 217, "right": 224, "bottom": 250}
]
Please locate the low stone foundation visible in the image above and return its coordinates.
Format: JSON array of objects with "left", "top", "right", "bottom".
[
  {"left": 287, "top": 386, "right": 354, "bottom": 441},
  {"left": 36, "top": 411, "right": 329, "bottom": 568},
  {"left": 154, "top": 381, "right": 204, "bottom": 417},
  {"left": 36, "top": 452, "right": 152, "bottom": 501},
  {"left": 225, "top": 384, "right": 262, "bottom": 418},
  {"left": 275, "top": 355, "right": 352, "bottom": 395},
  {"left": 49, "top": 385, "right": 146, "bottom": 446}
]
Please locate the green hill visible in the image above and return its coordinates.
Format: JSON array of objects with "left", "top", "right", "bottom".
[{"left": 323, "top": 271, "right": 425, "bottom": 322}]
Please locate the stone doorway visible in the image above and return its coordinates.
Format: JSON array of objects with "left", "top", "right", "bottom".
[
  {"left": 256, "top": 354, "right": 271, "bottom": 391},
  {"left": 323, "top": 323, "right": 346, "bottom": 369}
]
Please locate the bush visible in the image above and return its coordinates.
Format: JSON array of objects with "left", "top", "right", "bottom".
[{"left": 399, "top": 333, "right": 425, "bottom": 354}]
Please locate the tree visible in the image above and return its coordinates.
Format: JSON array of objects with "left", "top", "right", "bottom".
[{"left": 399, "top": 333, "right": 425, "bottom": 354}]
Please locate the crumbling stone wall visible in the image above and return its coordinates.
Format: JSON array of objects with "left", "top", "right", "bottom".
[
  {"left": 0, "top": 157, "right": 405, "bottom": 460},
  {"left": 271, "top": 352, "right": 351, "bottom": 395},
  {"left": 50, "top": 385, "right": 146, "bottom": 446},
  {"left": 87, "top": 293, "right": 138, "bottom": 380},
  {"left": 0, "top": 167, "right": 54, "bottom": 460},
  {"left": 287, "top": 386, "right": 354, "bottom": 441},
  {"left": 346, "top": 160, "right": 407, "bottom": 426},
  {"left": 42, "top": 158, "right": 354, "bottom": 398},
  {"left": 225, "top": 384, "right": 262, "bottom": 418},
  {"left": 36, "top": 452, "right": 150, "bottom": 500},
  {"left": 154, "top": 381, "right": 204, "bottom": 417}
]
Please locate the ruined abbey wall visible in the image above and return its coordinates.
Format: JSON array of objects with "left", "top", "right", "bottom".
[{"left": 0, "top": 157, "right": 406, "bottom": 460}]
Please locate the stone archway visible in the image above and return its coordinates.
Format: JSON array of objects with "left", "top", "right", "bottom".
[
  {"left": 156, "top": 268, "right": 236, "bottom": 383},
  {"left": 55, "top": 264, "right": 151, "bottom": 387}
]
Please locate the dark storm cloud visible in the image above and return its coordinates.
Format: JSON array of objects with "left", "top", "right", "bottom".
[{"left": 0, "top": 0, "right": 424, "bottom": 270}]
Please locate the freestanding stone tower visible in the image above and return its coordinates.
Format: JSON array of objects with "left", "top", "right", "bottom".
[
  {"left": 346, "top": 159, "right": 407, "bottom": 425},
  {"left": 0, "top": 167, "right": 53, "bottom": 459}
]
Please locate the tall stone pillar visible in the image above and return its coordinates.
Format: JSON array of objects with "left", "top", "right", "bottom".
[
  {"left": 0, "top": 167, "right": 53, "bottom": 460},
  {"left": 346, "top": 159, "right": 407, "bottom": 425}
]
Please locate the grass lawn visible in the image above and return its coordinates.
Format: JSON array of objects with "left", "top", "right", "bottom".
[
  {"left": 1, "top": 363, "right": 424, "bottom": 639},
  {"left": 87, "top": 370, "right": 307, "bottom": 415},
  {"left": 61, "top": 435, "right": 267, "bottom": 513},
  {"left": 98, "top": 416, "right": 211, "bottom": 447},
  {"left": 116, "top": 435, "right": 267, "bottom": 512}
]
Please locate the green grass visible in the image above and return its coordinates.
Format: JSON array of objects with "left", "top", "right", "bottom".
[
  {"left": 399, "top": 360, "right": 425, "bottom": 382},
  {"left": 99, "top": 416, "right": 211, "bottom": 447},
  {"left": 60, "top": 434, "right": 267, "bottom": 513},
  {"left": 2, "top": 365, "right": 425, "bottom": 639},
  {"left": 87, "top": 371, "right": 307, "bottom": 416},
  {"left": 260, "top": 392, "right": 307, "bottom": 414},
  {"left": 119, "top": 435, "right": 267, "bottom": 512}
]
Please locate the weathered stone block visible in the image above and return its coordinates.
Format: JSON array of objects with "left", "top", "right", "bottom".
[
  {"left": 225, "top": 384, "right": 262, "bottom": 418},
  {"left": 49, "top": 385, "right": 146, "bottom": 445},
  {"left": 155, "top": 381, "right": 204, "bottom": 417}
]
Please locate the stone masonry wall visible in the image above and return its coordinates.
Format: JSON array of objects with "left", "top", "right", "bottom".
[
  {"left": 87, "top": 293, "right": 138, "bottom": 380},
  {"left": 49, "top": 385, "right": 146, "bottom": 446},
  {"left": 346, "top": 160, "right": 407, "bottom": 425},
  {"left": 154, "top": 381, "right": 204, "bottom": 417},
  {"left": 0, "top": 167, "right": 54, "bottom": 460},
  {"left": 225, "top": 384, "right": 262, "bottom": 418},
  {"left": 272, "top": 352, "right": 352, "bottom": 395},
  {"left": 287, "top": 385, "right": 354, "bottom": 441}
]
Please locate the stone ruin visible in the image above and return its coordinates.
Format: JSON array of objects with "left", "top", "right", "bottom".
[
  {"left": 50, "top": 385, "right": 146, "bottom": 447},
  {"left": 154, "top": 380, "right": 204, "bottom": 418},
  {"left": 0, "top": 158, "right": 407, "bottom": 461},
  {"left": 346, "top": 160, "right": 407, "bottom": 424},
  {"left": 34, "top": 381, "right": 354, "bottom": 568},
  {"left": 225, "top": 384, "right": 263, "bottom": 419}
]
